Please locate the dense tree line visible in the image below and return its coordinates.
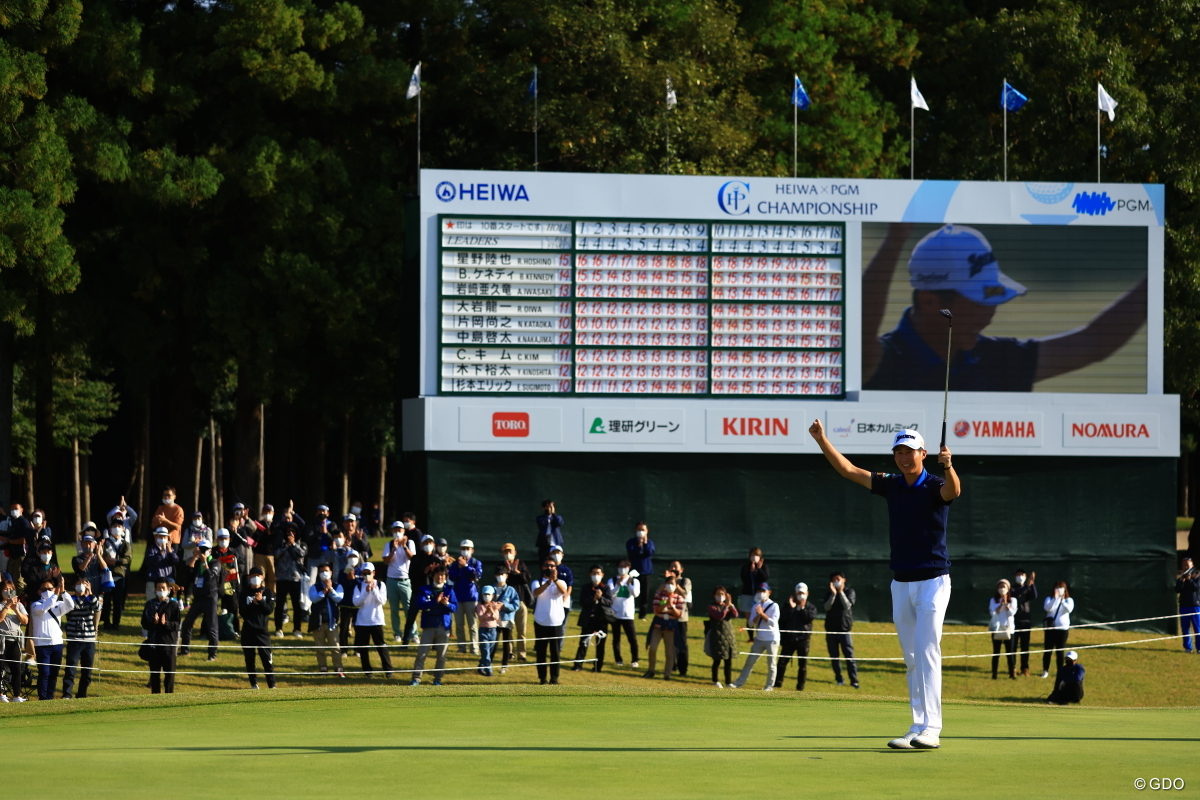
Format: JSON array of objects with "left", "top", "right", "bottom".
[{"left": 3, "top": 0, "right": 1200, "bottom": 535}]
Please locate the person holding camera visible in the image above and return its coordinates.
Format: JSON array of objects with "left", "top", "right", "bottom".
[
  {"left": 823, "top": 572, "right": 858, "bottom": 689},
  {"left": 141, "top": 579, "right": 180, "bottom": 694},
  {"left": 775, "top": 583, "right": 817, "bottom": 691},
  {"left": 625, "top": 522, "right": 655, "bottom": 619},
  {"left": 411, "top": 566, "right": 457, "bottom": 686},
  {"left": 272, "top": 525, "right": 307, "bottom": 639},
  {"left": 352, "top": 562, "right": 393, "bottom": 679},
  {"left": 606, "top": 559, "right": 640, "bottom": 668},
  {"left": 240, "top": 567, "right": 276, "bottom": 689},
  {"left": 497, "top": 543, "right": 533, "bottom": 661},
  {"left": 572, "top": 565, "right": 613, "bottom": 672},
  {"left": 535, "top": 499, "right": 564, "bottom": 565},
  {"left": 1177, "top": 557, "right": 1199, "bottom": 653},
  {"left": 490, "top": 566, "right": 522, "bottom": 674},
  {"left": 739, "top": 548, "right": 770, "bottom": 613},
  {"left": 988, "top": 578, "right": 1018, "bottom": 680},
  {"left": 1041, "top": 581, "right": 1074, "bottom": 678},
  {"left": 30, "top": 574, "right": 74, "bottom": 700},
  {"left": 643, "top": 571, "right": 685, "bottom": 681},
  {"left": 531, "top": 560, "right": 567, "bottom": 685},
  {"left": 1011, "top": 569, "right": 1037, "bottom": 675},
  {"left": 179, "top": 539, "right": 221, "bottom": 661},
  {"left": 0, "top": 578, "right": 29, "bottom": 702},
  {"left": 308, "top": 562, "right": 345, "bottom": 677},
  {"left": 62, "top": 577, "right": 103, "bottom": 699}
]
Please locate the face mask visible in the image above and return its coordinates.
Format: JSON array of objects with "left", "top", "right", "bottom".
[
  {"left": 1055, "top": 588, "right": 1064, "bottom": 597},
  {"left": 217, "top": 539, "right": 229, "bottom": 548},
  {"left": 41, "top": 590, "right": 54, "bottom": 600},
  {"left": 755, "top": 592, "right": 767, "bottom": 602},
  {"left": 334, "top": 538, "right": 346, "bottom": 548},
  {"left": 362, "top": 571, "right": 374, "bottom": 580},
  {"left": 393, "top": 530, "right": 404, "bottom": 539},
  {"left": 495, "top": 575, "right": 507, "bottom": 585},
  {"left": 1015, "top": 575, "right": 1026, "bottom": 586},
  {"left": 436, "top": 546, "right": 447, "bottom": 555},
  {"left": 617, "top": 567, "right": 629, "bottom": 575},
  {"left": 191, "top": 519, "right": 204, "bottom": 528},
  {"left": 249, "top": 577, "right": 263, "bottom": 587},
  {"left": 715, "top": 594, "right": 726, "bottom": 603},
  {"left": 350, "top": 506, "right": 362, "bottom": 515},
  {"left": 32, "top": 515, "right": 43, "bottom": 524},
  {"left": 590, "top": 574, "right": 602, "bottom": 584},
  {"left": 156, "top": 589, "right": 169, "bottom": 599},
  {"left": 156, "top": 539, "right": 168, "bottom": 549},
  {"left": 39, "top": 553, "right": 52, "bottom": 564},
  {"left": 347, "top": 557, "right": 360, "bottom": 568},
  {"left": 798, "top": 594, "right": 808, "bottom": 602},
  {"left": 552, "top": 554, "right": 563, "bottom": 564},
  {"left": 433, "top": 582, "right": 446, "bottom": 590},
  {"left": 110, "top": 529, "right": 124, "bottom": 539},
  {"left": 403, "top": 522, "right": 414, "bottom": 530},
  {"left": 461, "top": 549, "right": 472, "bottom": 558},
  {"left": 319, "top": 571, "right": 332, "bottom": 581},
  {"left": 663, "top": 583, "right": 676, "bottom": 593},
  {"left": 422, "top": 544, "right": 434, "bottom": 554},
  {"left": 262, "top": 514, "right": 274, "bottom": 524},
  {"left": 9, "top": 509, "right": 19, "bottom": 518},
  {"left": 162, "top": 497, "right": 174, "bottom": 505},
  {"left": 1, "top": 590, "right": 14, "bottom": 601},
  {"left": 504, "top": 552, "right": 514, "bottom": 562},
  {"left": 75, "top": 585, "right": 86, "bottom": 594}
]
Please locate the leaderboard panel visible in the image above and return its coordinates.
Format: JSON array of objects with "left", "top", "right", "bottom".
[{"left": 437, "top": 215, "right": 844, "bottom": 397}]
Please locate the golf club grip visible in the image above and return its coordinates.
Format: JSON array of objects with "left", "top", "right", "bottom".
[{"left": 940, "top": 419, "right": 946, "bottom": 449}]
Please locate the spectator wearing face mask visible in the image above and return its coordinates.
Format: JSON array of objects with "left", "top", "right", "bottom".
[
  {"left": 338, "top": 550, "right": 363, "bottom": 650},
  {"left": 411, "top": 567, "right": 457, "bottom": 686},
  {"left": 1046, "top": 650, "right": 1085, "bottom": 705},
  {"left": 211, "top": 531, "right": 241, "bottom": 634},
  {"left": 71, "top": 534, "right": 105, "bottom": 591},
  {"left": 1041, "top": 581, "right": 1075, "bottom": 678},
  {"left": 179, "top": 540, "right": 221, "bottom": 661},
  {"left": 823, "top": 572, "right": 858, "bottom": 689},
  {"left": 273, "top": 524, "right": 307, "bottom": 639},
  {"left": 476, "top": 585, "right": 501, "bottom": 676},
  {"left": 404, "top": 534, "right": 440, "bottom": 645},
  {"left": 23, "top": 541, "right": 62, "bottom": 603},
  {"left": 1176, "top": 557, "right": 1199, "bottom": 654},
  {"left": 182, "top": 512, "right": 213, "bottom": 552},
  {"left": 31, "top": 575, "right": 74, "bottom": 699},
  {"left": 490, "top": 567, "right": 521, "bottom": 674},
  {"left": 0, "top": 578, "right": 29, "bottom": 702},
  {"left": 1, "top": 503, "right": 35, "bottom": 594},
  {"left": 732, "top": 582, "right": 780, "bottom": 690},
  {"left": 150, "top": 487, "right": 185, "bottom": 547},
  {"left": 245, "top": 504, "right": 277, "bottom": 592},
  {"left": 449, "top": 539, "right": 483, "bottom": 655},
  {"left": 666, "top": 560, "right": 693, "bottom": 677},
  {"left": 62, "top": 578, "right": 102, "bottom": 699},
  {"left": 352, "top": 562, "right": 393, "bottom": 678},
  {"left": 344, "top": 515, "right": 372, "bottom": 560},
  {"left": 304, "top": 505, "right": 340, "bottom": 579},
  {"left": 240, "top": 567, "right": 276, "bottom": 689},
  {"left": 73, "top": 520, "right": 99, "bottom": 556},
  {"left": 625, "top": 523, "right": 655, "bottom": 619},
  {"left": 775, "top": 582, "right": 817, "bottom": 691},
  {"left": 104, "top": 498, "right": 138, "bottom": 535},
  {"left": 382, "top": 521, "right": 416, "bottom": 643},
  {"left": 99, "top": 525, "right": 132, "bottom": 631},
  {"left": 989, "top": 579, "right": 1018, "bottom": 680},
  {"left": 497, "top": 543, "right": 533, "bottom": 662},
  {"left": 547, "top": 545, "right": 574, "bottom": 650},
  {"left": 29, "top": 509, "right": 52, "bottom": 549},
  {"left": 530, "top": 560, "right": 567, "bottom": 685},
  {"left": 143, "top": 528, "right": 179, "bottom": 601},
  {"left": 739, "top": 548, "right": 770, "bottom": 613},
  {"left": 308, "top": 562, "right": 345, "bottom": 678},
  {"left": 572, "top": 565, "right": 613, "bottom": 672},
  {"left": 223, "top": 511, "right": 253, "bottom": 580},
  {"left": 606, "top": 559, "right": 640, "bottom": 668},
  {"left": 1010, "top": 569, "right": 1038, "bottom": 675},
  {"left": 707, "top": 586, "right": 739, "bottom": 688},
  {"left": 142, "top": 580, "right": 180, "bottom": 694},
  {"left": 535, "top": 499, "right": 564, "bottom": 565},
  {"left": 643, "top": 573, "right": 685, "bottom": 681}
]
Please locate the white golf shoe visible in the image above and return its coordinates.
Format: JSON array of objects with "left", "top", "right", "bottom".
[
  {"left": 887, "top": 732, "right": 918, "bottom": 749},
  {"left": 911, "top": 730, "right": 941, "bottom": 749}
]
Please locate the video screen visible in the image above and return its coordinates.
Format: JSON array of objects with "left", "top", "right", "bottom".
[{"left": 861, "top": 223, "right": 1148, "bottom": 393}]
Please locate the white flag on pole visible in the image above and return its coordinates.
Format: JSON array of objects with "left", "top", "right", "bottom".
[
  {"left": 666, "top": 77, "right": 677, "bottom": 110},
  {"left": 911, "top": 78, "right": 930, "bottom": 111},
  {"left": 1097, "top": 82, "right": 1118, "bottom": 121},
  {"left": 407, "top": 62, "right": 422, "bottom": 100}
]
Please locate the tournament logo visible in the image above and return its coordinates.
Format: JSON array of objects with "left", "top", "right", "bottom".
[
  {"left": 435, "top": 181, "right": 456, "bottom": 202},
  {"left": 717, "top": 181, "right": 751, "bottom": 216}
]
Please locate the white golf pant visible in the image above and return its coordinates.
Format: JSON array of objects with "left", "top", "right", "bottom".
[{"left": 891, "top": 574, "right": 950, "bottom": 735}]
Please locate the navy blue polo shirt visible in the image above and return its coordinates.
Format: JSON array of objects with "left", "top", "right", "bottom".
[{"left": 870, "top": 469, "right": 952, "bottom": 581}]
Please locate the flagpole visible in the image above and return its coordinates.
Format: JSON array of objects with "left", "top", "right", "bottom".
[
  {"left": 1096, "top": 110, "right": 1101, "bottom": 183},
  {"left": 417, "top": 79, "right": 422, "bottom": 172},
  {"left": 1003, "top": 78, "right": 1007, "bottom": 182},
  {"left": 910, "top": 99, "right": 915, "bottom": 180},
  {"left": 534, "top": 66, "right": 539, "bottom": 172},
  {"left": 793, "top": 97, "right": 798, "bottom": 179}
]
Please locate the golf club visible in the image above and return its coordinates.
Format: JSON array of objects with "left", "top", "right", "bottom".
[{"left": 939, "top": 309, "right": 953, "bottom": 448}]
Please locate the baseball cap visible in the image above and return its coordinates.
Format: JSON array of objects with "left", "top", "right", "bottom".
[
  {"left": 549, "top": 545, "right": 564, "bottom": 554},
  {"left": 195, "top": 539, "right": 210, "bottom": 550},
  {"left": 391, "top": 521, "right": 405, "bottom": 529},
  {"left": 262, "top": 503, "right": 274, "bottom": 512},
  {"left": 192, "top": 510, "right": 203, "bottom": 518},
  {"left": 1065, "top": 650, "right": 1078, "bottom": 661},
  {"left": 892, "top": 429, "right": 925, "bottom": 451},
  {"left": 908, "top": 224, "right": 1027, "bottom": 305},
  {"left": 757, "top": 582, "right": 770, "bottom": 592},
  {"left": 481, "top": 585, "right": 496, "bottom": 596},
  {"left": 502, "top": 542, "right": 516, "bottom": 552},
  {"left": 795, "top": 582, "right": 808, "bottom": 594},
  {"left": 360, "top": 562, "right": 375, "bottom": 573},
  {"left": 343, "top": 513, "right": 356, "bottom": 522},
  {"left": 216, "top": 529, "right": 230, "bottom": 539},
  {"left": 81, "top": 534, "right": 96, "bottom": 543},
  {"left": 420, "top": 534, "right": 434, "bottom": 543},
  {"left": 38, "top": 540, "right": 54, "bottom": 552},
  {"left": 435, "top": 538, "right": 448, "bottom": 547},
  {"left": 460, "top": 539, "right": 474, "bottom": 549},
  {"left": 232, "top": 502, "right": 246, "bottom": 511},
  {"left": 316, "top": 504, "right": 330, "bottom": 512}
]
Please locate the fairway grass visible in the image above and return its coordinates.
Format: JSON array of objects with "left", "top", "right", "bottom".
[{"left": 4, "top": 688, "right": 1196, "bottom": 799}]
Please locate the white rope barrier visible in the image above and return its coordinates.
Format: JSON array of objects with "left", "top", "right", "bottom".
[
  {"left": 23, "top": 630, "right": 607, "bottom": 649},
  {"left": 765, "top": 611, "right": 1193, "bottom": 637},
  {"left": 0, "top": 656, "right": 596, "bottom": 677}
]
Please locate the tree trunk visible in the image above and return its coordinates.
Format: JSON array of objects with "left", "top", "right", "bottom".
[
  {"left": 377, "top": 455, "right": 387, "bottom": 532},
  {"left": 208, "top": 417, "right": 220, "bottom": 524},
  {"left": 71, "top": 437, "right": 81, "bottom": 536},
  {"left": 0, "top": 321, "right": 13, "bottom": 509},
  {"left": 23, "top": 464, "right": 34, "bottom": 513},
  {"left": 215, "top": 422, "right": 225, "bottom": 524},
  {"left": 1182, "top": 452, "right": 1191, "bottom": 518},
  {"left": 340, "top": 412, "right": 351, "bottom": 516},
  {"left": 193, "top": 434, "right": 203, "bottom": 514},
  {"left": 234, "top": 365, "right": 264, "bottom": 514},
  {"left": 35, "top": 288, "right": 55, "bottom": 530},
  {"left": 80, "top": 450, "right": 91, "bottom": 527},
  {"left": 135, "top": 397, "right": 150, "bottom": 541}
]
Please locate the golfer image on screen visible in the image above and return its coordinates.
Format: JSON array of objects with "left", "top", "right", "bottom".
[
  {"left": 808, "top": 421, "right": 959, "bottom": 750},
  {"left": 862, "top": 223, "right": 1147, "bottom": 391}
]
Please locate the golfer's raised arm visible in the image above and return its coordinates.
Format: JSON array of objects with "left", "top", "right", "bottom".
[{"left": 808, "top": 419, "right": 871, "bottom": 489}]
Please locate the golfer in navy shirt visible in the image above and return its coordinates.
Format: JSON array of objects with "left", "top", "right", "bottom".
[{"left": 809, "top": 421, "right": 960, "bottom": 750}]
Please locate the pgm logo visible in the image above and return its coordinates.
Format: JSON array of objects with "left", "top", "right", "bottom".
[
  {"left": 717, "top": 181, "right": 750, "bottom": 216},
  {"left": 491, "top": 412, "right": 530, "bottom": 437},
  {"left": 1071, "top": 191, "right": 1153, "bottom": 216},
  {"left": 437, "top": 182, "right": 530, "bottom": 203},
  {"left": 721, "top": 417, "right": 789, "bottom": 436},
  {"left": 1069, "top": 422, "right": 1150, "bottom": 439},
  {"left": 954, "top": 419, "right": 1037, "bottom": 438}
]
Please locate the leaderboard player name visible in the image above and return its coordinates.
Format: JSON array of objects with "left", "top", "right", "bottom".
[{"left": 808, "top": 419, "right": 959, "bottom": 751}]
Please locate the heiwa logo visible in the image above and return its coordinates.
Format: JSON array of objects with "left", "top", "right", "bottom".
[
  {"left": 436, "top": 181, "right": 531, "bottom": 203},
  {"left": 717, "top": 181, "right": 750, "bottom": 215}
]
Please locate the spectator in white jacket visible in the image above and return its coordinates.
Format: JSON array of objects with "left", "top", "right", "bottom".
[
  {"left": 988, "top": 578, "right": 1018, "bottom": 680},
  {"left": 606, "top": 559, "right": 640, "bottom": 668},
  {"left": 731, "top": 582, "right": 780, "bottom": 690},
  {"left": 351, "top": 563, "right": 393, "bottom": 678},
  {"left": 1042, "top": 581, "right": 1075, "bottom": 678},
  {"left": 30, "top": 575, "right": 75, "bottom": 700}
]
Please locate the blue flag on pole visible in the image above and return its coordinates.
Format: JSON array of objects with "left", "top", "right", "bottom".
[
  {"left": 528, "top": 68, "right": 538, "bottom": 100},
  {"left": 1001, "top": 81, "right": 1028, "bottom": 112},
  {"left": 792, "top": 75, "right": 811, "bottom": 110}
]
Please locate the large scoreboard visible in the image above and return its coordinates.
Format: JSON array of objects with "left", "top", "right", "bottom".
[{"left": 410, "top": 170, "right": 1177, "bottom": 457}]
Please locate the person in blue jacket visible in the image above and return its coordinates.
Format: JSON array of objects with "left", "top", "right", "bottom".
[
  {"left": 535, "top": 500, "right": 564, "bottom": 564},
  {"left": 490, "top": 566, "right": 522, "bottom": 674},
  {"left": 449, "top": 539, "right": 483, "bottom": 655},
  {"left": 625, "top": 522, "right": 655, "bottom": 619},
  {"left": 308, "top": 563, "right": 345, "bottom": 678},
  {"left": 410, "top": 567, "right": 457, "bottom": 686},
  {"left": 1046, "top": 650, "right": 1084, "bottom": 705}
]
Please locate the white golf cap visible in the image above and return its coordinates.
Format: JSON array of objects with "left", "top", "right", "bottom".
[
  {"left": 892, "top": 429, "right": 925, "bottom": 451},
  {"left": 795, "top": 582, "right": 808, "bottom": 594},
  {"left": 360, "top": 562, "right": 375, "bottom": 572},
  {"left": 908, "top": 224, "right": 1027, "bottom": 305},
  {"left": 1065, "top": 650, "right": 1078, "bottom": 660},
  {"left": 460, "top": 539, "right": 474, "bottom": 548}
]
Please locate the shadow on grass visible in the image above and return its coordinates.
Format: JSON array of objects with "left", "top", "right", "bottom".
[{"left": 133, "top": 745, "right": 899, "bottom": 755}]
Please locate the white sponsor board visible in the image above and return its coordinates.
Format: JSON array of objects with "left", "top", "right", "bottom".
[
  {"left": 947, "top": 413, "right": 1044, "bottom": 448},
  {"left": 705, "top": 410, "right": 806, "bottom": 445},
  {"left": 825, "top": 411, "right": 927, "bottom": 445},
  {"left": 1062, "top": 413, "right": 1159, "bottom": 449},
  {"left": 458, "top": 407, "right": 562, "bottom": 443},
  {"left": 583, "top": 408, "right": 686, "bottom": 444}
]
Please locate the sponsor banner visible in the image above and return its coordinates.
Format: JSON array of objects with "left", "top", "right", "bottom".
[
  {"left": 949, "top": 413, "right": 1043, "bottom": 447},
  {"left": 584, "top": 408, "right": 686, "bottom": 444},
  {"left": 825, "top": 411, "right": 927, "bottom": 447},
  {"left": 458, "top": 407, "right": 562, "bottom": 443},
  {"left": 705, "top": 410, "right": 805, "bottom": 445},
  {"left": 1062, "top": 413, "right": 1159, "bottom": 449}
]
